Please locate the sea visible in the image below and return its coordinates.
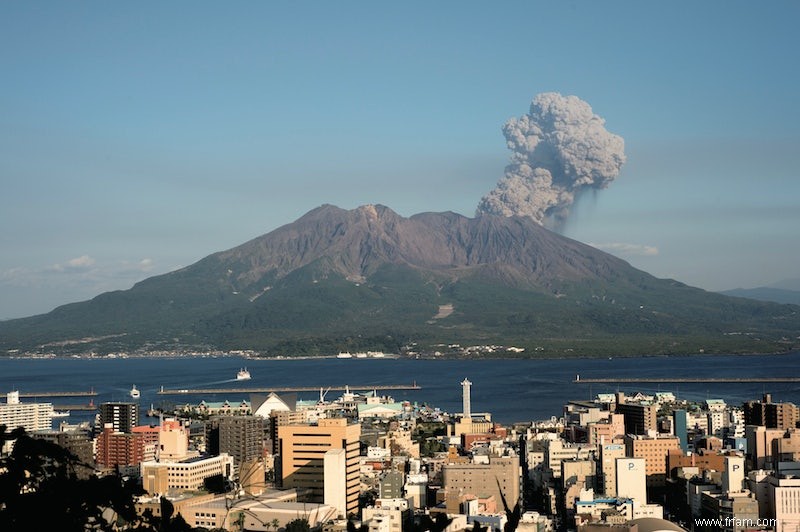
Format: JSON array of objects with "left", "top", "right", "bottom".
[{"left": 2, "top": 351, "right": 800, "bottom": 426}]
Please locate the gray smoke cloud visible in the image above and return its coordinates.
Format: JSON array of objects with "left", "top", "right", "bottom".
[{"left": 476, "top": 92, "right": 626, "bottom": 227}]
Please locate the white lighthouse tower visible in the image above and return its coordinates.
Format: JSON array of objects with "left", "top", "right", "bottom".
[{"left": 461, "top": 378, "right": 472, "bottom": 420}]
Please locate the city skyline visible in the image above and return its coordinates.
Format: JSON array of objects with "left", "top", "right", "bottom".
[{"left": 2, "top": 2, "right": 799, "bottom": 319}]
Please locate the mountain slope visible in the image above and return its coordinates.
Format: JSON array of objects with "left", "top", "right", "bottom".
[
  {"left": 721, "top": 287, "right": 800, "bottom": 306},
  {"left": 1, "top": 205, "right": 798, "bottom": 357}
]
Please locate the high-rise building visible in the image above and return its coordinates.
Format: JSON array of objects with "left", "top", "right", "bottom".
[
  {"left": 96, "top": 425, "right": 147, "bottom": 470},
  {"left": 278, "top": 417, "right": 361, "bottom": 516},
  {"left": 673, "top": 410, "right": 688, "bottom": 452},
  {"left": 206, "top": 415, "right": 264, "bottom": 466},
  {"left": 269, "top": 410, "right": 307, "bottom": 454},
  {"left": 616, "top": 400, "right": 657, "bottom": 435},
  {"left": 598, "top": 443, "right": 626, "bottom": 496},
  {"left": 0, "top": 391, "right": 54, "bottom": 433},
  {"left": 98, "top": 402, "right": 139, "bottom": 434},
  {"left": 744, "top": 394, "right": 799, "bottom": 430}
]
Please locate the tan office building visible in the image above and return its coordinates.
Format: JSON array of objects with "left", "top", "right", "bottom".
[
  {"left": 624, "top": 435, "right": 680, "bottom": 487},
  {"left": 278, "top": 418, "right": 361, "bottom": 516},
  {"left": 442, "top": 456, "right": 521, "bottom": 508}
]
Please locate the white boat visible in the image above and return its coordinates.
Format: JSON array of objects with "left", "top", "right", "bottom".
[
  {"left": 52, "top": 410, "right": 70, "bottom": 418},
  {"left": 130, "top": 385, "right": 140, "bottom": 399},
  {"left": 236, "top": 368, "right": 251, "bottom": 380},
  {"left": 336, "top": 352, "right": 353, "bottom": 359}
]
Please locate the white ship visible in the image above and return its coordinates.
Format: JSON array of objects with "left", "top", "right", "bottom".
[
  {"left": 52, "top": 410, "right": 70, "bottom": 418},
  {"left": 336, "top": 352, "right": 353, "bottom": 359},
  {"left": 236, "top": 368, "right": 251, "bottom": 380},
  {"left": 129, "top": 385, "right": 140, "bottom": 399}
]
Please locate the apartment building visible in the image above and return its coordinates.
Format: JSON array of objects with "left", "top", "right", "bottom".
[{"left": 278, "top": 418, "right": 361, "bottom": 516}]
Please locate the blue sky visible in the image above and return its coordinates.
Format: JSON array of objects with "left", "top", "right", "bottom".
[{"left": 2, "top": 2, "right": 799, "bottom": 319}]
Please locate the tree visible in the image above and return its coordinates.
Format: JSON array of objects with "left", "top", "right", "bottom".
[
  {"left": 0, "top": 425, "right": 194, "bottom": 532},
  {"left": 0, "top": 426, "right": 142, "bottom": 531},
  {"left": 284, "top": 518, "right": 311, "bottom": 532}
]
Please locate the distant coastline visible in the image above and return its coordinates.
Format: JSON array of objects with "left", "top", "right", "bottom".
[{"left": 3, "top": 348, "right": 796, "bottom": 362}]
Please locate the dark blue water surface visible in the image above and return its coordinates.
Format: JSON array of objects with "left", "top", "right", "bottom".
[{"left": 2, "top": 352, "right": 800, "bottom": 425}]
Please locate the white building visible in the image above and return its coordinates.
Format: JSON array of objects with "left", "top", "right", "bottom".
[
  {"left": 0, "top": 391, "right": 54, "bottom": 433},
  {"left": 767, "top": 475, "right": 800, "bottom": 531},
  {"left": 362, "top": 499, "right": 410, "bottom": 532},
  {"left": 140, "top": 453, "right": 234, "bottom": 494},
  {"left": 616, "top": 457, "right": 646, "bottom": 506},
  {"left": 324, "top": 448, "right": 347, "bottom": 518}
]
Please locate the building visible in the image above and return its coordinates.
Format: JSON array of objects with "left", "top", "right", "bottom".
[
  {"left": 269, "top": 409, "right": 308, "bottom": 454},
  {"left": 31, "top": 428, "right": 95, "bottom": 477},
  {"left": 616, "top": 458, "right": 646, "bottom": 505},
  {"left": 771, "top": 428, "right": 800, "bottom": 463},
  {"left": 98, "top": 402, "right": 139, "bottom": 434},
  {"left": 615, "top": 396, "right": 657, "bottom": 436},
  {"left": 666, "top": 448, "right": 727, "bottom": 480},
  {"left": 746, "top": 425, "right": 785, "bottom": 470},
  {"left": 699, "top": 491, "right": 759, "bottom": 532},
  {"left": 562, "top": 459, "right": 596, "bottom": 514},
  {"left": 624, "top": 435, "right": 681, "bottom": 487},
  {"left": 673, "top": 410, "right": 689, "bottom": 452},
  {"left": 545, "top": 439, "right": 597, "bottom": 479},
  {"left": 206, "top": 415, "right": 264, "bottom": 467},
  {"left": 744, "top": 394, "right": 798, "bottom": 430},
  {"left": 766, "top": 475, "right": 800, "bottom": 531},
  {"left": 442, "top": 455, "right": 521, "bottom": 508},
  {"left": 0, "top": 391, "right": 54, "bottom": 433},
  {"left": 251, "top": 392, "right": 294, "bottom": 419},
  {"left": 134, "top": 487, "right": 330, "bottom": 530},
  {"left": 278, "top": 417, "right": 361, "bottom": 516},
  {"left": 379, "top": 470, "right": 405, "bottom": 499},
  {"left": 153, "top": 419, "right": 193, "bottom": 461},
  {"left": 587, "top": 414, "right": 625, "bottom": 446},
  {"left": 140, "top": 453, "right": 234, "bottom": 494},
  {"left": 96, "top": 425, "right": 149, "bottom": 471},
  {"left": 598, "top": 443, "right": 626, "bottom": 497}
]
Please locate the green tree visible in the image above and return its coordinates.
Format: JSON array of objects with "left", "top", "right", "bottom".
[
  {"left": 284, "top": 518, "right": 311, "bottom": 532},
  {"left": 0, "top": 425, "right": 195, "bottom": 532}
]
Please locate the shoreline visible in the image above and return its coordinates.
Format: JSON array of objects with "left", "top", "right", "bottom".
[{"left": 3, "top": 349, "right": 797, "bottom": 362}]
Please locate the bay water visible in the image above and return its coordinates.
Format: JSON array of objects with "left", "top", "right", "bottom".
[{"left": 2, "top": 351, "right": 800, "bottom": 425}]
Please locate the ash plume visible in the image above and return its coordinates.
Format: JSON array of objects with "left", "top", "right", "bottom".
[{"left": 477, "top": 92, "right": 626, "bottom": 227}]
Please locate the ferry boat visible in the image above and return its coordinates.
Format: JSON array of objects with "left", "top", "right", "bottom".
[
  {"left": 130, "top": 385, "right": 140, "bottom": 399},
  {"left": 336, "top": 352, "right": 353, "bottom": 359},
  {"left": 236, "top": 368, "right": 251, "bottom": 380},
  {"left": 52, "top": 410, "right": 70, "bottom": 418}
]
